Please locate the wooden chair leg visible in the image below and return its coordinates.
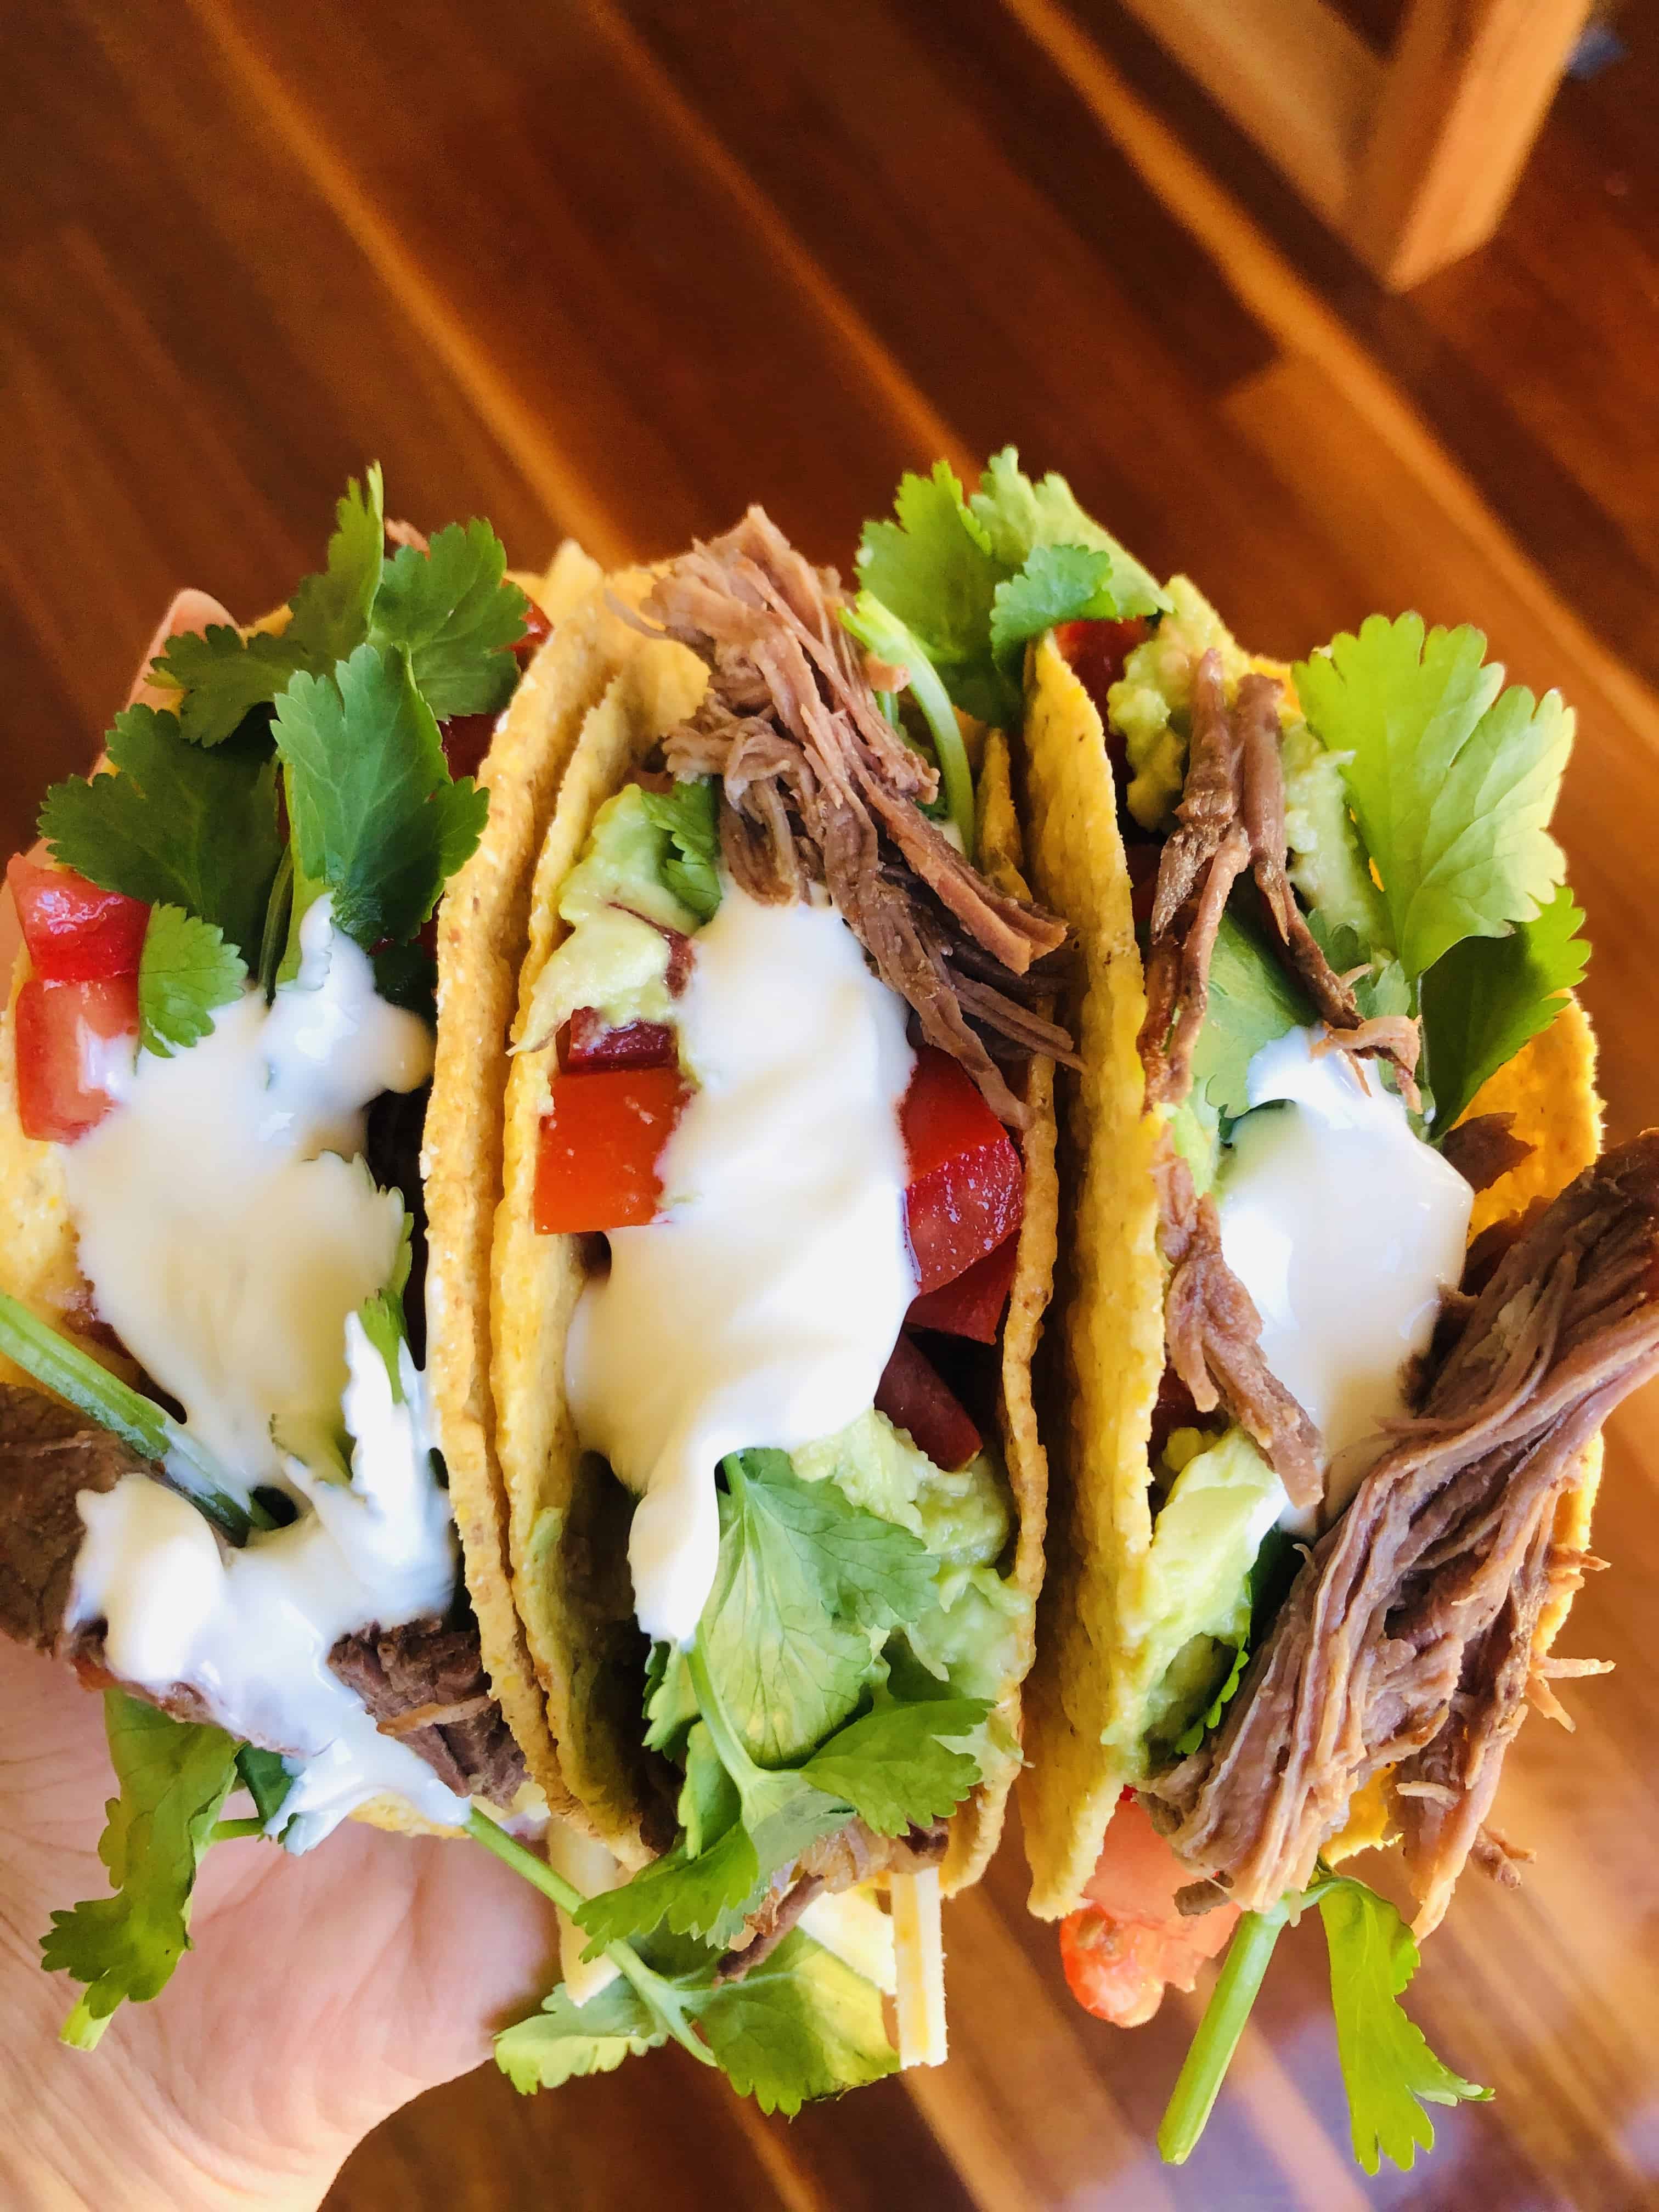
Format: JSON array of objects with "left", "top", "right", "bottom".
[{"left": 1344, "top": 0, "right": 1595, "bottom": 289}]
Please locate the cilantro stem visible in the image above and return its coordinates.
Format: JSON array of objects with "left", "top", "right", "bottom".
[
  {"left": 210, "top": 1818, "right": 266, "bottom": 1843},
  {"left": 684, "top": 1636, "right": 759, "bottom": 1791},
  {"left": 257, "top": 843, "right": 294, "bottom": 1000},
  {"left": 1158, "top": 1903, "right": 1290, "bottom": 2164},
  {"left": 464, "top": 1810, "right": 715, "bottom": 2070},
  {"left": 60, "top": 1994, "right": 110, "bottom": 2052},
  {"left": 843, "top": 595, "right": 975, "bottom": 858},
  {"left": 0, "top": 1294, "right": 270, "bottom": 1543}
]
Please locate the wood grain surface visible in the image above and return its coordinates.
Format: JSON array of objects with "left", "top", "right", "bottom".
[{"left": 4, "top": 3, "right": 1656, "bottom": 2205}]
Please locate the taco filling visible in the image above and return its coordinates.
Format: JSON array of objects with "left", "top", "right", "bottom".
[
  {"left": 0, "top": 471, "right": 550, "bottom": 2044},
  {"left": 490, "top": 513, "right": 1064, "bottom": 2109}
]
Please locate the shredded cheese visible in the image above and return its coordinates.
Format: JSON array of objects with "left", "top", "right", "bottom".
[{"left": 889, "top": 1867, "right": 947, "bottom": 2068}]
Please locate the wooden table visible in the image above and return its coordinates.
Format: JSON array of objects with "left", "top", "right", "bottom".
[{"left": 5, "top": 4, "right": 1657, "bottom": 2207}]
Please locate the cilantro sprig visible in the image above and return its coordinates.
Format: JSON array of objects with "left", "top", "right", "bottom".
[
  {"left": 640, "top": 778, "right": 722, "bottom": 923},
  {"left": 43, "top": 1700, "right": 298, "bottom": 2049},
  {"left": 1294, "top": 614, "right": 1587, "bottom": 1131},
  {"left": 1158, "top": 1868, "right": 1488, "bottom": 2173},
  {"left": 43, "top": 1697, "right": 240, "bottom": 2047},
  {"left": 149, "top": 468, "right": 531, "bottom": 742},
  {"left": 855, "top": 450, "right": 1165, "bottom": 729}
]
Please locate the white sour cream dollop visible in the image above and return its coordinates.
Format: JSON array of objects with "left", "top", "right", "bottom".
[
  {"left": 1216, "top": 1027, "right": 1472, "bottom": 1530},
  {"left": 566, "top": 881, "right": 917, "bottom": 1645}
]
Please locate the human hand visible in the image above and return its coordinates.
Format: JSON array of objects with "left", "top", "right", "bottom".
[{"left": 0, "top": 1637, "right": 554, "bottom": 2212}]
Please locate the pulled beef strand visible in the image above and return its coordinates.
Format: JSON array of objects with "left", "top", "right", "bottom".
[
  {"left": 638, "top": 507, "right": 1075, "bottom": 1127},
  {"left": 1135, "top": 649, "right": 1432, "bottom": 1508},
  {"left": 0, "top": 1383, "right": 523, "bottom": 1808},
  {"left": 715, "top": 1819, "right": 948, "bottom": 1983},
  {"left": 1148, "top": 1133, "right": 1659, "bottom": 1929}
]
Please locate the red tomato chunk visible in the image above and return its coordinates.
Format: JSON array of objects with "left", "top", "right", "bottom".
[
  {"left": 901, "top": 1047, "right": 1024, "bottom": 1297},
  {"left": 15, "top": 975, "right": 140, "bottom": 1143},
  {"left": 559, "top": 1009, "right": 678, "bottom": 1074},
  {"left": 907, "top": 1232, "right": 1019, "bottom": 1344},
  {"left": 512, "top": 596, "right": 552, "bottom": 667},
  {"left": 534, "top": 1065, "right": 687, "bottom": 1233},
  {"left": 438, "top": 710, "right": 497, "bottom": 783},
  {"left": 1052, "top": 616, "right": 1150, "bottom": 714},
  {"left": 1059, "top": 1795, "right": 1239, "bottom": 2028},
  {"left": 7, "top": 856, "right": 149, "bottom": 983},
  {"left": 874, "top": 1333, "right": 981, "bottom": 1471}
]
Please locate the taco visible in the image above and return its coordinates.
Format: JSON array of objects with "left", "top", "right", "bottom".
[
  {"left": 484, "top": 510, "right": 1064, "bottom": 2109},
  {"left": 0, "top": 471, "right": 640, "bottom": 2046},
  {"left": 809, "top": 450, "right": 1657, "bottom": 2171}
]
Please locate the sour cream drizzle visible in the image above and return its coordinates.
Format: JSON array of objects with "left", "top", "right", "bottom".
[
  {"left": 71, "top": 1321, "right": 465, "bottom": 1847},
  {"left": 566, "top": 881, "right": 917, "bottom": 1645},
  {"left": 1216, "top": 1028, "right": 1472, "bottom": 1528},
  {"left": 63, "top": 901, "right": 461, "bottom": 1842}
]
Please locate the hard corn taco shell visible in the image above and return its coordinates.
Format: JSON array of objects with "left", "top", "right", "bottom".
[
  {"left": 490, "top": 646, "right": 1056, "bottom": 1886},
  {"left": 1015, "top": 631, "right": 1602, "bottom": 1920}
]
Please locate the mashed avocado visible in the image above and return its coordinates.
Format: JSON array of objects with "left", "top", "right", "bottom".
[
  {"left": 1108, "top": 577, "right": 1252, "bottom": 832},
  {"left": 1108, "top": 1426, "right": 1286, "bottom": 1769},
  {"left": 793, "top": 1411, "right": 1031, "bottom": 1703},
  {"left": 518, "top": 787, "right": 690, "bottom": 1046}
]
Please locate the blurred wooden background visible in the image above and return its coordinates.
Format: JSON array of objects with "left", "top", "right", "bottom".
[{"left": 5, "top": 2, "right": 1657, "bottom": 2207}]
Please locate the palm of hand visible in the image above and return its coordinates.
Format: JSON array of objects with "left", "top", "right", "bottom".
[{"left": 0, "top": 1638, "right": 553, "bottom": 2208}]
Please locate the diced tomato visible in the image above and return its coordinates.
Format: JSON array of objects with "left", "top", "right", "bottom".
[
  {"left": 438, "top": 711, "right": 497, "bottom": 783},
  {"left": 874, "top": 1333, "right": 981, "bottom": 1471},
  {"left": 14, "top": 975, "right": 139, "bottom": 1143},
  {"left": 512, "top": 596, "right": 552, "bottom": 667},
  {"left": 559, "top": 1010, "right": 678, "bottom": 1074},
  {"left": 533, "top": 1065, "right": 687, "bottom": 1233},
  {"left": 1058, "top": 1795, "right": 1239, "bottom": 2028},
  {"left": 907, "top": 1233, "right": 1018, "bottom": 1343},
  {"left": 901, "top": 1048, "right": 1024, "bottom": 1297},
  {"left": 1053, "top": 617, "right": 1150, "bottom": 714},
  {"left": 7, "top": 857, "right": 149, "bottom": 983}
]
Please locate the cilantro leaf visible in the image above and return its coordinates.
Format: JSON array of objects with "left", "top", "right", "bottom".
[
  {"left": 856, "top": 449, "right": 1163, "bottom": 730},
  {"left": 42, "top": 1695, "right": 240, "bottom": 2047},
  {"left": 234, "top": 1746, "right": 294, "bottom": 1830},
  {"left": 149, "top": 627, "right": 315, "bottom": 748},
  {"left": 38, "top": 710, "right": 283, "bottom": 963},
  {"left": 358, "top": 1207, "right": 414, "bottom": 1396},
  {"left": 704, "top": 1449, "right": 935, "bottom": 1763},
  {"left": 800, "top": 1694, "right": 990, "bottom": 1834},
  {"left": 641, "top": 778, "right": 722, "bottom": 923},
  {"left": 575, "top": 1825, "right": 768, "bottom": 1957},
  {"left": 496, "top": 1928, "right": 895, "bottom": 2112},
  {"left": 1421, "top": 884, "right": 1589, "bottom": 1133},
  {"left": 496, "top": 1974, "right": 667, "bottom": 2091},
  {"left": 137, "top": 906, "right": 246, "bottom": 1058},
  {"left": 370, "top": 518, "right": 528, "bottom": 719},
  {"left": 286, "top": 465, "right": 386, "bottom": 668},
  {"left": 1171, "top": 1639, "right": 1250, "bottom": 1758},
  {"left": 988, "top": 543, "right": 1124, "bottom": 670},
  {"left": 1295, "top": 616, "right": 1572, "bottom": 981},
  {"left": 696, "top": 1929, "right": 898, "bottom": 2115},
  {"left": 856, "top": 460, "right": 1000, "bottom": 711},
  {"left": 968, "top": 447, "right": 1167, "bottom": 618},
  {"left": 1318, "top": 1879, "right": 1490, "bottom": 2174},
  {"left": 1190, "top": 907, "right": 1315, "bottom": 1121},
  {"left": 273, "top": 643, "right": 489, "bottom": 949}
]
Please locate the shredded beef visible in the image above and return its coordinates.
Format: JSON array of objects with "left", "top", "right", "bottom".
[
  {"left": 1155, "top": 1146, "right": 1323, "bottom": 1511},
  {"left": 716, "top": 1819, "right": 948, "bottom": 1983},
  {"left": 1440, "top": 1111, "right": 1535, "bottom": 1197},
  {"left": 635, "top": 508, "right": 1076, "bottom": 1126},
  {"left": 1147, "top": 1132, "right": 1659, "bottom": 1931},
  {"left": 0, "top": 1383, "right": 138, "bottom": 1652},
  {"left": 0, "top": 1383, "right": 523, "bottom": 1809},
  {"left": 329, "top": 1614, "right": 526, "bottom": 1808}
]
